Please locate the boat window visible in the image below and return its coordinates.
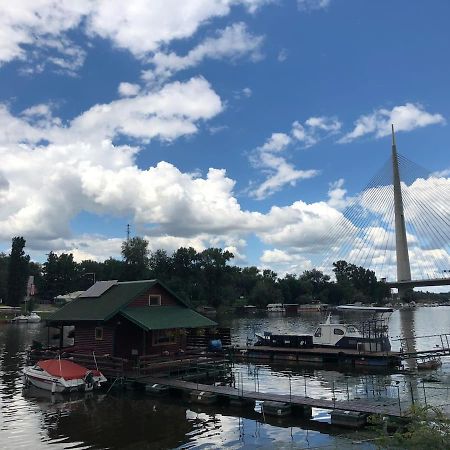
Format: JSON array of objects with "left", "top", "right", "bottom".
[
  {"left": 314, "top": 327, "right": 321, "bottom": 337},
  {"left": 95, "top": 327, "right": 103, "bottom": 340},
  {"left": 333, "top": 328, "right": 344, "bottom": 335},
  {"left": 149, "top": 294, "right": 162, "bottom": 306},
  {"left": 347, "top": 326, "right": 358, "bottom": 333}
]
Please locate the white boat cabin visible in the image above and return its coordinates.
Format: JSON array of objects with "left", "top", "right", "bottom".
[
  {"left": 266, "top": 303, "right": 285, "bottom": 312},
  {"left": 313, "top": 315, "right": 362, "bottom": 346}
]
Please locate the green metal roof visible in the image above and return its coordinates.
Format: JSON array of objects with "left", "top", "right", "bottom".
[
  {"left": 47, "top": 280, "right": 157, "bottom": 322},
  {"left": 120, "top": 306, "right": 217, "bottom": 330}
]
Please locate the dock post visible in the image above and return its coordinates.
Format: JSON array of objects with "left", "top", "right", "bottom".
[
  {"left": 288, "top": 373, "right": 292, "bottom": 404},
  {"left": 409, "top": 381, "right": 415, "bottom": 405},
  {"left": 332, "top": 381, "right": 336, "bottom": 408},
  {"left": 346, "top": 378, "right": 350, "bottom": 401},
  {"left": 422, "top": 381, "right": 427, "bottom": 406},
  {"left": 395, "top": 384, "right": 402, "bottom": 416}
]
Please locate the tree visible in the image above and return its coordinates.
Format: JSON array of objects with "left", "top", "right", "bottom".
[
  {"left": 148, "top": 249, "right": 172, "bottom": 281},
  {"left": 121, "top": 237, "right": 150, "bottom": 280},
  {"left": 300, "top": 269, "right": 330, "bottom": 299},
  {"left": 372, "top": 405, "right": 450, "bottom": 449},
  {"left": 6, "top": 237, "right": 30, "bottom": 306},
  {"left": 199, "top": 248, "right": 234, "bottom": 307},
  {"left": 0, "top": 253, "right": 9, "bottom": 304},
  {"left": 42, "top": 252, "right": 78, "bottom": 299}
]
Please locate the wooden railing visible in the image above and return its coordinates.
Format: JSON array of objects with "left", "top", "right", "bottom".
[{"left": 186, "top": 327, "right": 232, "bottom": 348}]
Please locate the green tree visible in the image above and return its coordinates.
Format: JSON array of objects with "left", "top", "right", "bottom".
[
  {"left": 42, "top": 252, "right": 79, "bottom": 299},
  {"left": 0, "top": 252, "right": 9, "bottom": 304},
  {"left": 372, "top": 405, "right": 450, "bottom": 449},
  {"left": 121, "top": 236, "right": 150, "bottom": 280},
  {"left": 199, "top": 248, "right": 234, "bottom": 307},
  {"left": 148, "top": 249, "right": 172, "bottom": 281},
  {"left": 300, "top": 269, "right": 330, "bottom": 299},
  {"left": 6, "top": 237, "right": 30, "bottom": 306}
]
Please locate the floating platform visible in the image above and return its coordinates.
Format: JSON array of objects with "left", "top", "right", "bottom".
[
  {"left": 330, "top": 410, "right": 368, "bottom": 428},
  {"left": 134, "top": 376, "right": 407, "bottom": 418},
  {"left": 232, "top": 345, "right": 402, "bottom": 367}
]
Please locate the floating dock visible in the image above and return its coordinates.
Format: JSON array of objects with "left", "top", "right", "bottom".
[
  {"left": 134, "top": 376, "right": 407, "bottom": 418},
  {"left": 231, "top": 345, "right": 402, "bottom": 367}
]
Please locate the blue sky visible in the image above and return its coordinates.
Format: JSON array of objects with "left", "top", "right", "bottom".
[{"left": 0, "top": 0, "right": 449, "bottom": 280}]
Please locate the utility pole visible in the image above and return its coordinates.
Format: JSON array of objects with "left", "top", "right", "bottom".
[
  {"left": 127, "top": 224, "right": 130, "bottom": 242},
  {"left": 391, "top": 124, "right": 412, "bottom": 299}
]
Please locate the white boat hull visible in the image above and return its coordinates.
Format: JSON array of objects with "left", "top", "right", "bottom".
[{"left": 23, "top": 365, "right": 106, "bottom": 394}]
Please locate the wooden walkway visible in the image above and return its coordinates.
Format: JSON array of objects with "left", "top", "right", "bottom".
[{"left": 136, "top": 376, "right": 407, "bottom": 418}]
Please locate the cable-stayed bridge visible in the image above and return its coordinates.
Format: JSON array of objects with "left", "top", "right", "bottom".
[{"left": 322, "top": 125, "right": 450, "bottom": 298}]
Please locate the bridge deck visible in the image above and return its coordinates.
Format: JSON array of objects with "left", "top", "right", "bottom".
[{"left": 135, "top": 376, "right": 406, "bottom": 418}]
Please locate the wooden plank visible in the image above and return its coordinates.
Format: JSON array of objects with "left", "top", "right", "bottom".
[{"left": 135, "top": 376, "right": 405, "bottom": 417}]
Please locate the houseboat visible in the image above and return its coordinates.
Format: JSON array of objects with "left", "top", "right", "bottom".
[
  {"left": 44, "top": 279, "right": 217, "bottom": 359},
  {"left": 255, "top": 314, "right": 391, "bottom": 352}
]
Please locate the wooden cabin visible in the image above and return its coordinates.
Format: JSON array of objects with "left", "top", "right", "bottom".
[{"left": 46, "top": 279, "right": 217, "bottom": 359}]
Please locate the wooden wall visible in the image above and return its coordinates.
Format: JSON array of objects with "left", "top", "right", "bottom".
[
  {"left": 72, "top": 322, "right": 115, "bottom": 356},
  {"left": 128, "top": 284, "right": 179, "bottom": 307}
]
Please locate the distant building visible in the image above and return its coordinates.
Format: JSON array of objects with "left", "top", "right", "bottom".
[{"left": 46, "top": 279, "right": 217, "bottom": 358}]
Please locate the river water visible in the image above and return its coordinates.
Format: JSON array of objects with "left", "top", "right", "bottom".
[{"left": 1, "top": 306, "right": 450, "bottom": 449}]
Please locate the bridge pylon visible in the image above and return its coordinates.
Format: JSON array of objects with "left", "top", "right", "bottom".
[{"left": 391, "top": 124, "right": 412, "bottom": 299}]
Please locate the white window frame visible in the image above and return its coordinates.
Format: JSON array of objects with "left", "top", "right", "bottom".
[
  {"left": 95, "top": 327, "right": 103, "bottom": 341},
  {"left": 148, "top": 294, "right": 161, "bottom": 306}
]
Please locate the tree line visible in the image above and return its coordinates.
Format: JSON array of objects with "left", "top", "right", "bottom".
[{"left": 2, "top": 235, "right": 445, "bottom": 308}]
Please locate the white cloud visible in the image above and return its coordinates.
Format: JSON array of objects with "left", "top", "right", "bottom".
[
  {"left": 339, "top": 103, "right": 446, "bottom": 143},
  {"left": 148, "top": 23, "right": 264, "bottom": 82},
  {"left": 249, "top": 116, "right": 340, "bottom": 199},
  {"left": 0, "top": 77, "right": 222, "bottom": 146},
  {"left": 432, "top": 168, "right": 450, "bottom": 178},
  {"left": 327, "top": 178, "right": 354, "bottom": 210},
  {"left": 277, "top": 48, "right": 288, "bottom": 62},
  {"left": 260, "top": 249, "right": 313, "bottom": 276},
  {"left": 118, "top": 82, "right": 141, "bottom": 97},
  {"left": 297, "top": 0, "right": 331, "bottom": 11},
  {"left": 0, "top": 1, "right": 271, "bottom": 72}
]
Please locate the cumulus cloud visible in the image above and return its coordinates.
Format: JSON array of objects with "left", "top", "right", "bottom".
[
  {"left": 0, "top": 0, "right": 271, "bottom": 72},
  {"left": 0, "top": 77, "right": 222, "bottom": 146},
  {"left": 118, "top": 82, "right": 141, "bottom": 97},
  {"left": 146, "top": 23, "right": 264, "bottom": 82},
  {"left": 339, "top": 103, "right": 446, "bottom": 143},
  {"left": 260, "top": 249, "right": 313, "bottom": 276},
  {"left": 249, "top": 116, "right": 341, "bottom": 199},
  {"left": 297, "top": 0, "right": 331, "bottom": 11}
]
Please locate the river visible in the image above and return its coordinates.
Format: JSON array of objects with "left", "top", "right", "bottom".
[{"left": 1, "top": 306, "right": 450, "bottom": 449}]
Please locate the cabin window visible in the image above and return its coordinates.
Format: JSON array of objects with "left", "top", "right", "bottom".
[
  {"left": 333, "top": 328, "right": 344, "bottom": 335},
  {"left": 148, "top": 294, "right": 161, "bottom": 306},
  {"left": 347, "top": 326, "right": 357, "bottom": 333},
  {"left": 314, "top": 327, "right": 322, "bottom": 337},
  {"left": 95, "top": 327, "right": 103, "bottom": 340},
  {"left": 152, "top": 329, "right": 176, "bottom": 345}
]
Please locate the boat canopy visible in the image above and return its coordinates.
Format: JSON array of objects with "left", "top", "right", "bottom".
[{"left": 37, "top": 359, "right": 91, "bottom": 380}]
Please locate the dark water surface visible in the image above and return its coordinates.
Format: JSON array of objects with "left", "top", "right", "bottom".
[{"left": 1, "top": 307, "right": 450, "bottom": 449}]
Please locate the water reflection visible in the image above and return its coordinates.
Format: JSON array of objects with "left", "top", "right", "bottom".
[{"left": 1, "top": 307, "right": 450, "bottom": 449}]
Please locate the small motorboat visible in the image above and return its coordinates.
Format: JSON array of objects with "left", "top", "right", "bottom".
[
  {"left": 23, "top": 359, "right": 107, "bottom": 393},
  {"left": 417, "top": 355, "right": 442, "bottom": 371},
  {"left": 11, "top": 312, "right": 41, "bottom": 323}
]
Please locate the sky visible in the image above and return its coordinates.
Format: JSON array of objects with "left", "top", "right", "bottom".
[{"left": 1, "top": 0, "right": 449, "bottom": 282}]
